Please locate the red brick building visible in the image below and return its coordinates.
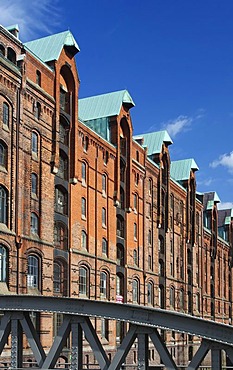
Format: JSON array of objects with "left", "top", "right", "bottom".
[{"left": 0, "top": 24, "right": 233, "bottom": 367}]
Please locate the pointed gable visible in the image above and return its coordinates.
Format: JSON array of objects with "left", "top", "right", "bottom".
[
  {"left": 24, "top": 30, "right": 80, "bottom": 63},
  {"left": 170, "top": 158, "right": 199, "bottom": 182},
  {"left": 133, "top": 130, "right": 173, "bottom": 156},
  {"left": 79, "top": 90, "right": 135, "bottom": 122}
]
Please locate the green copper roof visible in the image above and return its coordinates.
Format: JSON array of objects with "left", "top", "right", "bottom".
[
  {"left": 170, "top": 158, "right": 199, "bottom": 181},
  {"left": 24, "top": 30, "right": 80, "bottom": 63},
  {"left": 79, "top": 90, "right": 135, "bottom": 121},
  {"left": 133, "top": 130, "right": 173, "bottom": 155}
]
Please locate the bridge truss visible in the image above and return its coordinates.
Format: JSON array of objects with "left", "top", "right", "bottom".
[{"left": 0, "top": 295, "right": 233, "bottom": 369}]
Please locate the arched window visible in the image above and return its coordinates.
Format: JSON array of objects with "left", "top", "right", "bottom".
[
  {"left": 120, "top": 187, "right": 125, "bottom": 209},
  {"left": 147, "top": 281, "right": 154, "bottom": 306},
  {"left": 132, "top": 279, "right": 139, "bottom": 304},
  {"left": 159, "top": 259, "right": 164, "bottom": 277},
  {"left": 0, "top": 245, "right": 7, "bottom": 282},
  {"left": 53, "top": 260, "right": 67, "bottom": 296},
  {"left": 102, "top": 207, "right": 106, "bottom": 227},
  {"left": 133, "top": 249, "right": 138, "bottom": 266},
  {"left": 36, "top": 70, "right": 41, "bottom": 86},
  {"left": 117, "top": 244, "right": 124, "bottom": 266},
  {"left": 32, "top": 131, "right": 38, "bottom": 156},
  {"left": 159, "top": 284, "right": 165, "bottom": 309},
  {"left": 0, "top": 44, "right": 5, "bottom": 56},
  {"left": 180, "top": 289, "right": 184, "bottom": 310},
  {"left": 100, "top": 271, "right": 108, "bottom": 299},
  {"left": 31, "top": 173, "right": 38, "bottom": 196},
  {"left": 81, "top": 161, "right": 87, "bottom": 184},
  {"left": 81, "top": 230, "right": 87, "bottom": 250},
  {"left": 0, "top": 141, "right": 7, "bottom": 169},
  {"left": 116, "top": 215, "right": 124, "bottom": 238},
  {"left": 35, "top": 102, "right": 41, "bottom": 120},
  {"left": 158, "top": 235, "right": 164, "bottom": 254},
  {"left": 55, "top": 186, "right": 68, "bottom": 215},
  {"left": 102, "top": 238, "right": 108, "bottom": 255},
  {"left": 27, "top": 255, "right": 39, "bottom": 289},
  {"left": 79, "top": 266, "right": 89, "bottom": 297},
  {"left": 30, "top": 212, "right": 39, "bottom": 235},
  {"left": 54, "top": 222, "right": 68, "bottom": 250},
  {"left": 116, "top": 273, "right": 124, "bottom": 300},
  {"left": 7, "top": 47, "right": 16, "bottom": 64},
  {"left": 3, "top": 102, "right": 9, "bottom": 127},
  {"left": 81, "top": 197, "right": 86, "bottom": 218},
  {"left": 59, "top": 119, "right": 69, "bottom": 146},
  {"left": 57, "top": 151, "right": 68, "bottom": 180},
  {"left": 0, "top": 186, "right": 8, "bottom": 224},
  {"left": 170, "top": 286, "right": 175, "bottom": 308},
  {"left": 102, "top": 174, "right": 107, "bottom": 194}
]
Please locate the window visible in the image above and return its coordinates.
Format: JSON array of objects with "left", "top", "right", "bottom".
[
  {"left": 120, "top": 187, "right": 125, "bottom": 209},
  {"left": 120, "top": 160, "right": 125, "bottom": 182},
  {"left": 82, "top": 136, "right": 89, "bottom": 152},
  {"left": 117, "top": 244, "right": 124, "bottom": 266},
  {"left": 148, "top": 229, "right": 152, "bottom": 245},
  {"left": 0, "top": 245, "right": 7, "bottom": 282},
  {"left": 134, "top": 193, "right": 138, "bottom": 211},
  {"left": 55, "top": 186, "right": 68, "bottom": 215},
  {"left": 116, "top": 215, "right": 124, "bottom": 238},
  {"left": 53, "top": 262, "right": 61, "bottom": 293},
  {"left": 180, "top": 289, "right": 184, "bottom": 310},
  {"left": 136, "top": 150, "right": 139, "bottom": 162},
  {"left": 7, "top": 47, "right": 16, "bottom": 64},
  {"left": 132, "top": 279, "right": 139, "bottom": 304},
  {"left": 159, "top": 259, "right": 164, "bottom": 277},
  {"left": 103, "top": 151, "right": 109, "bottom": 165},
  {"left": 134, "top": 223, "right": 137, "bottom": 240},
  {"left": 81, "top": 197, "right": 86, "bottom": 219},
  {"left": 53, "top": 260, "right": 67, "bottom": 295},
  {"left": 27, "top": 255, "right": 39, "bottom": 289},
  {"left": 0, "top": 185, "right": 7, "bottom": 224},
  {"left": 31, "top": 173, "right": 38, "bottom": 196},
  {"left": 159, "top": 285, "right": 165, "bottom": 309},
  {"left": 147, "top": 281, "right": 154, "bottom": 306},
  {"left": 135, "top": 173, "right": 139, "bottom": 186},
  {"left": 116, "top": 273, "right": 124, "bottom": 298},
  {"left": 102, "top": 174, "right": 107, "bottom": 194},
  {"left": 3, "top": 102, "right": 9, "bottom": 126},
  {"left": 81, "top": 230, "right": 87, "bottom": 250},
  {"left": 32, "top": 132, "right": 38, "bottom": 156},
  {"left": 148, "top": 179, "right": 152, "bottom": 196},
  {"left": 101, "top": 318, "right": 109, "bottom": 340},
  {"left": 57, "top": 151, "right": 68, "bottom": 180},
  {"left": 31, "top": 212, "right": 39, "bottom": 235},
  {"left": 79, "top": 266, "right": 89, "bottom": 296},
  {"left": 100, "top": 271, "right": 108, "bottom": 299},
  {"left": 170, "top": 286, "right": 175, "bottom": 308},
  {"left": 36, "top": 70, "right": 41, "bottom": 86},
  {"left": 0, "top": 141, "right": 7, "bottom": 169},
  {"left": 133, "top": 249, "right": 138, "bottom": 266},
  {"left": 158, "top": 235, "right": 164, "bottom": 254},
  {"left": 0, "top": 44, "right": 5, "bottom": 56},
  {"left": 35, "top": 102, "right": 41, "bottom": 120},
  {"left": 54, "top": 222, "right": 68, "bottom": 250},
  {"left": 81, "top": 162, "right": 87, "bottom": 184},
  {"left": 102, "top": 207, "right": 106, "bottom": 227},
  {"left": 102, "top": 238, "right": 108, "bottom": 255},
  {"left": 59, "top": 120, "right": 69, "bottom": 145}
]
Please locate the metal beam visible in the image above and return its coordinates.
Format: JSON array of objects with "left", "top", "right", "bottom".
[
  {"left": 70, "top": 321, "right": 82, "bottom": 370},
  {"left": 1, "top": 295, "right": 233, "bottom": 346},
  {"left": 79, "top": 317, "right": 110, "bottom": 370},
  {"left": 41, "top": 315, "right": 71, "bottom": 369},
  {"left": 19, "top": 312, "right": 46, "bottom": 367},
  {"left": 0, "top": 312, "right": 11, "bottom": 354},
  {"left": 108, "top": 324, "right": 137, "bottom": 370},
  {"left": 211, "top": 349, "right": 222, "bottom": 370},
  {"left": 11, "top": 317, "right": 23, "bottom": 369},
  {"left": 138, "top": 333, "right": 148, "bottom": 370},
  {"left": 187, "top": 340, "right": 210, "bottom": 370},
  {"left": 150, "top": 328, "right": 178, "bottom": 370}
]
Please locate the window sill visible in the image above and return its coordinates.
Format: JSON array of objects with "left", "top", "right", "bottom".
[
  {"left": 0, "top": 166, "right": 7, "bottom": 174},
  {"left": 81, "top": 215, "right": 86, "bottom": 221},
  {"left": 2, "top": 124, "right": 9, "bottom": 132}
]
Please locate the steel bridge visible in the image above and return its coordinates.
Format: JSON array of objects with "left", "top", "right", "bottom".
[{"left": 1, "top": 295, "right": 233, "bottom": 370}]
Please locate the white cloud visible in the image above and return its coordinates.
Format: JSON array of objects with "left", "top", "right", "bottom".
[
  {"left": 210, "top": 151, "right": 233, "bottom": 173},
  {"left": 218, "top": 202, "right": 233, "bottom": 210},
  {"left": 0, "top": 0, "right": 61, "bottom": 41},
  {"left": 197, "top": 178, "right": 213, "bottom": 187},
  {"left": 162, "top": 115, "right": 192, "bottom": 138}
]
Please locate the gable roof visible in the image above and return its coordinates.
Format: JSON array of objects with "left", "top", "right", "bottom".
[
  {"left": 170, "top": 158, "right": 199, "bottom": 182},
  {"left": 133, "top": 130, "right": 173, "bottom": 156},
  {"left": 218, "top": 208, "right": 233, "bottom": 227},
  {"left": 203, "top": 191, "right": 221, "bottom": 210},
  {"left": 24, "top": 30, "right": 80, "bottom": 63},
  {"left": 79, "top": 90, "right": 135, "bottom": 121}
]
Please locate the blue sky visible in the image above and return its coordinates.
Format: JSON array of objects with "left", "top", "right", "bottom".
[{"left": 1, "top": 0, "right": 233, "bottom": 208}]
